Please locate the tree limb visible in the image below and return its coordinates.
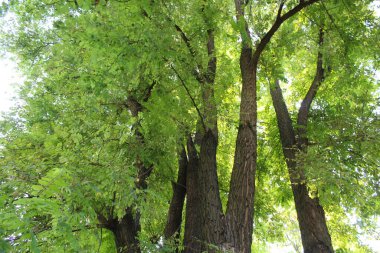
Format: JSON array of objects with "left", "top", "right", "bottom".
[
  {"left": 170, "top": 65, "right": 206, "bottom": 130},
  {"left": 297, "top": 27, "right": 325, "bottom": 147},
  {"left": 253, "top": 0, "right": 320, "bottom": 64}
]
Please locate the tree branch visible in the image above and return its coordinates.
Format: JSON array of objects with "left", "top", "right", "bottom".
[
  {"left": 141, "top": 3, "right": 205, "bottom": 84},
  {"left": 173, "top": 23, "right": 196, "bottom": 58},
  {"left": 270, "top": 80, "right": 297, "bottom": 150},
  {"left": 170, "top": 65, "right": 206, "bottom": 130},
  {"left": 143, "top": 80, "right": 157, "bottom": 102},
  {"left": 277, "top": 0, "right": 286, "bottom": 20},
  {"left": 297, "top": 27, "right": 325, "bottom": 144},
  {"left": 297, "top": 28, "right": 324, "bottom": 127},
  {"left": 253, "top": 0, "right": 320, "bottom": 64}
]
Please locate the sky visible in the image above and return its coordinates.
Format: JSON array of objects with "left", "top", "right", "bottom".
[{"left": 0, "top": 56, "right": 23, "bottom": 115}]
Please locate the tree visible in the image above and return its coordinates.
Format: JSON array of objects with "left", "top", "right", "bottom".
[
  {"left": 270, "top": 27, "right": 334, "bottom": 252},
  {"left": 0, "top": 0, "right": 379, "bottom": 252}
]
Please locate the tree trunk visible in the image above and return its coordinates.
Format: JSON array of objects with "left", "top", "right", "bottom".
[
  {"left": 270, "top": 47, "right": 333, "bottom": 252},
  {"left": 292, "top": 184, "right": 333, "bottom": 253},
  {"left": 225, "top": 1, "right": 319, "bottom": 251},
  {"left": 96, "top": 86, "right": 155, "bottom": 253},
  {"left": 183, "top": 137, "right": 203, "bottom": 252},
  {"left": 182, "top": 26, "right": 225, "bottom": 252},
  {"left": 198, "top": 129, "right": 225, "bottom": 248},
  {"left": 164, "top": 146, "right": 187, "bottom": 249},
  {"left": 110, "top": 208, "right": 141, "bottom": 253},
  {"left": 225, "top": 46, "right": 257, "bottom": 253}
]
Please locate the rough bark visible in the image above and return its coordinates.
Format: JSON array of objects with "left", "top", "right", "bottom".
[
  {"left": 225, "top": 1, "right": 320, "bottom": 251},
  {"left": 269, "top": 29, "right": 333, "bottom": 252},
  {"left": 292, "top": 184, "right": 333, "bottom": 253},
  {"left": 198, "top": 28, "right": 225, "bottom": 250},
  {"left": 225, "top": 3, "right": 257, "bottom": 252},
  {"left": 225, "top": 46, "right": 257, "bottom": 253},
  {"left": 198, "top": 129, "right": 225, "bottom": 248},
  {"left": 183, "top": 27, "right": 225, "bottom": 252},
  {"left": 183, "top": 137, "right": 203, "bottom": 252}
]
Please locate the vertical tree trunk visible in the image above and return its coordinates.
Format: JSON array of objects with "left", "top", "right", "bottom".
[
  {"left": 198, "top": 129, "right": 225, "bottom": 247},
  {"left": 182, "top": 25, "right": 225, "bottom": 252},
  {"left": 225, "top": 2, "right": 320, "bottom": 251},
  {"left": 225, "top": 47, "right": 257, "bottom": 253},
  {"left": 292, "top": 184, "right": 333, "bottom": 253},
  {"left": 184, "top": 137, "right": 203, "bottom": 252},
  {"left": 270, "top": 29, "right": 334, "bottom": 252}
]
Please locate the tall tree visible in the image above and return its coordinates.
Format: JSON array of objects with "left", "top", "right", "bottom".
[
  {"left": 0, "top": 1, "right": 379, "bottom": 253},
  {"left": 270, "top": 28, "right": 333, "bottom": 252},
  {"left": 225, "top": 1, "right": 320, "bottom": 251}
]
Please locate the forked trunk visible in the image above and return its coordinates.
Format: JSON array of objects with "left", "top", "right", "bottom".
[{"left": 270, "top": 37, "right": 333, "bottom": 251}]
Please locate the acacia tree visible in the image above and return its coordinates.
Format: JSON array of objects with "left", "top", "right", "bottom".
[{"left": 0, "top": 0, "right": 379, "bottom": 253}]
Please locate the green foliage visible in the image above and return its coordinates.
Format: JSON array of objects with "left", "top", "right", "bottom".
[{"left": 0, "top": 0, "right": 379, "bottom": 252}]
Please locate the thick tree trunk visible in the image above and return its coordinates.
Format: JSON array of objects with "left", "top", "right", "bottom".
[
  {"left": 183, "top": 137, "right": 203, "bottom": 252},
  {"left": 292, "top": 184, "right": 333, "bottom": 253},
  {"left": 184, "top": 132, "right": 225, "bottom": 253},
  {"left": 225, "top": 47, "right": 257, "bottom": 253},
  {"left": 182, "top": 26, "right": 225, "bottom": 252},
  {"left": 225, "top": 1, "right": 319, "bottom": 251},
  {"left": 198, "top": 130, "right": 225, "bottom": 247}
]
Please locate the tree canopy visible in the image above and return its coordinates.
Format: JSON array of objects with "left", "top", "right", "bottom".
[{"left": 0, "top": 0, "right": 379, "bottom": 252}]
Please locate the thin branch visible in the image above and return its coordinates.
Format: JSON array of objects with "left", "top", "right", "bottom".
[
  {"left": 320, "top": 1, "right": 346, "bottom": 41},
  {"left": 297, "top": 27, "right": 324, "bottom": 128},
  {"left": 166, "top": 15, "right": 205, "bottom": 83},
  {"left": 141, "top": 3, "right": 205, "bottom": 83},
  {"left": 254, "top": 0, "right": 320, "bottom": 64},
  {"left": 173, "top": 23, "right": 196, "bottom": 58},
  {"left": 277, "top": 0, "right": 286, "bottom": 20},
  {"left": 170, "top": 66, "right": 206, "bottom": 130},
  {"left": 143, "top": 80, "right": 157, "bottom": 102}
]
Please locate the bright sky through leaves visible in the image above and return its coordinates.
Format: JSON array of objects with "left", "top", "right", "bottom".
[{"left": 0, "top": 57, "right": 22, "bottom": 115}]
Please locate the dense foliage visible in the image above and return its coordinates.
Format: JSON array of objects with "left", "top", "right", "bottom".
[{"left": 0, "top": 0, "right": 379, "bottom": 252}]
